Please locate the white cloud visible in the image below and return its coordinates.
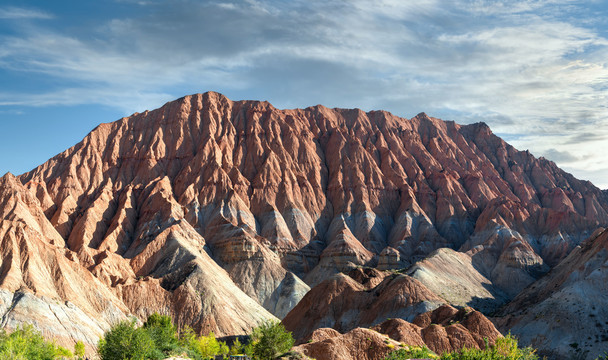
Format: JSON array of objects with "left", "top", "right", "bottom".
[
  {"left": 0, "top": 88, "right": 175, "bottom": 114},
  {"left": 465, "top": 0, "right": 577, "bottom": 15},
  {"left": 0, "top": 6, "right": 52, "bottom": 19}
]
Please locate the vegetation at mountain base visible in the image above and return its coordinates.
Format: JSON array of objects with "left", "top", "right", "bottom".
[
  {"left": 179, "top": 327, "right": 230, "bottom": 359},
  {"left": 441, "top": 335, "right": 539, "bottom": 360},
  {"left": 383, "top": 334, "right": 537, "bottom": 360},
  {"left": 0, "top": 324, "right": 73, "bottom": 359},
  {"left": 97, "top": 314, "right": 295, "bottom": 360},
  {"left": 73, "top": 341, "right": 85, "bottom": 358},
  {"left": 97, "top": 318, "right": 159, "bottom": 360},
  {"left": 144, "top": 313, "right": 181, "bottom": 355},
  {"left": 383, "top": 345, "right": 438, "bottom": 359},
  {"left": 9, "top": 313, "right": 608, "bottom": 360},
  {"left": 248, "top": 321, "right": 295, "bottom": 360}
]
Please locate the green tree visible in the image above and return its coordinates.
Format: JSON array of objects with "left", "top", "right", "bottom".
[
  {"left": 97, "top": 319, "right": 158, "bottom": 360},
  {"left": 143, "top": 313, "right": 179, "bottom": 355},
  {"left": 74, "top": 340, "right": 86, "bottom": 358},
  {"left": 179, "top": 326, "right": 200, "bottom": 359},
  {"left": 251, "top": 321, "right": 295, "bottom": 360},
  {"left": 0, "top": 324, "right": 72, "bottom": 360},
  {"left": 230, "top": 337, "right": 244, "bottom": 355},
  {"left": 180, "top": 327, "right": 229, "bottom": 360},
  {"left": 196, "top": 331, "right": 228, "bottom": 358},
  {"left": 198, "top": 331, "right": 221, "bottom": 358}
]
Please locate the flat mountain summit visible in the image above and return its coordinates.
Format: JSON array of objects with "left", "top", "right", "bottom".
[{"left": 1, "top": 92, "right": 607, "bottom": 357}]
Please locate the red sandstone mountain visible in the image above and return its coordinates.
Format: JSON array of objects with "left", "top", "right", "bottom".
[{"left": 0, "top": 91, "right": 606, "bottom": 350}]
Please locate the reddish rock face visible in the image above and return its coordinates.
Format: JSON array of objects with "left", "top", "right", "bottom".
[
  {"left": 414, "top": 305, "right": 502, "bottom": 353},
  {"left": 283, "top": 271, "right": 445, "bottom": 343},
  {"left": 0, "top": 92, "right": 606, "bottom": 350},
  {"left": 293, "top": 327, "right": 403, "bottom": 360},
  {"left": 294, "top": 305, "right": 502, "bottom": 360},
  {"left": 21, "top": 93, "right": 608, "bottom": 291},
  {"left": 374, "top": 305, "right": 502, "bottom": 355},
  {"left": 0, "top": 172, "right": 277, "bottom": 352}
]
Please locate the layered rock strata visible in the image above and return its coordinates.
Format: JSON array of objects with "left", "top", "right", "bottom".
[
  {"left": 496, "top": 228, "right": 608, "bottom": 359},
  {"left": 408, "top": 248, "right": 509, "bottom": 312}
]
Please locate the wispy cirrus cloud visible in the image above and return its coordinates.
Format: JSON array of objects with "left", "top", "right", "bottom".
[
  {"left": 0, "top": 6, "right": 52, "bottom": 19},
  {"left": 0, "top": 0, "right": 607, "bottom": 186}
]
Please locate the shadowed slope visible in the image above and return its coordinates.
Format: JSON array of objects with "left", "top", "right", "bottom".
[{"left": 496, "top": 228, "right": 608, "bottom": 359}]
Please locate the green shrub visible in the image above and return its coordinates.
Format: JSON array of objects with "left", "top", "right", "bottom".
[
  {"left": 97, "top": 315, "right": 294, "bottom": 360},
  {"left": 179, "top": 326, "right": 229, "bottom": 360},
  {"left": 0, "top": 324, "right": 72, "bottom": 360},
  {"left": 384, "top": 334, "right": 538, "bottom": 360},
  {"left": 383, "top": 345, "right": 437, "bottom": 359},
  {"left": 251, "top": 320, "right": 295, "bottom": 360},
  {"left": 440, "top": 334, "right": 538, "bottom": 360},
  {"left": 97, "top": 318, "right": 159, "bottom": 360}
]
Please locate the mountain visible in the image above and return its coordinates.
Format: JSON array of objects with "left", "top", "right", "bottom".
[
  {"left": 0, "top": 91, "right": 606, "bottom": 351},
  {"left": 0, "top": 173, "right": 128, "bottom": 350},
  {"left": 495, "top": 228, "right": 608, "bottom": 359}
]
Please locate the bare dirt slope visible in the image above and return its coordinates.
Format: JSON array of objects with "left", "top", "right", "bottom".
[{"left": 496, "top": 228, "right": 608, "bottom": 359}]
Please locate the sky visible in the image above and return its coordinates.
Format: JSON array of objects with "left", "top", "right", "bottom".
[{"left": 0, "top": 1, "right": 607, "bottom": 188}]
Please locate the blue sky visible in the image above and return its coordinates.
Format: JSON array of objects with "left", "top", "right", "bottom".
[{"left": 1, "top": 0, "right": 607, "bottom": 188}]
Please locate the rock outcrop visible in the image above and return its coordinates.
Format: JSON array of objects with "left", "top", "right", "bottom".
[
  {"left": 283, "top": 269, "right": 445, "bottom": 342},
  {"left": 408, "top": 248, "right": 509, "bottom": 312},
  {"left": 407, "top": 305, "right": 502, "bottom": 354},
  {"left": 293, "top": 304, "right": 502, "bottom": 360},
  {"left": 293, "top": 327, "right": 404, "bottom": 360},
  {"left": 496, "top": 228, "right": 608, "bottom": 359},
  {"left": 0, "top": 173, "right": 128, "bottom": 350},
  {"left": 0, "top": 91, "right": 606, "bottom": 350}
]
